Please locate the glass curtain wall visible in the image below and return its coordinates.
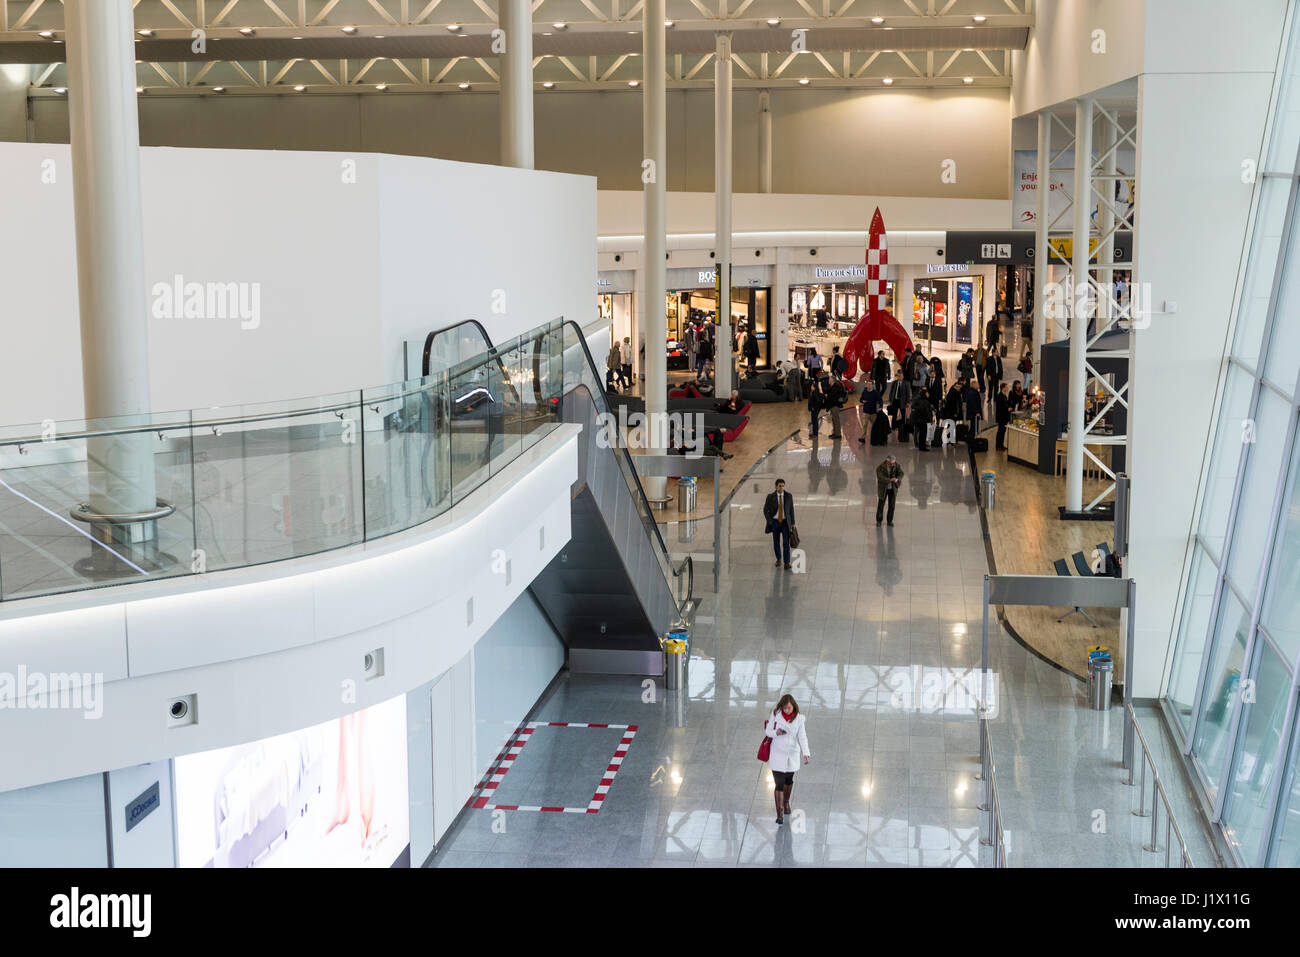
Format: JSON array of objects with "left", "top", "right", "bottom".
[{"left": 1162, "top": 9, "right": 1300, "bottom": 867}]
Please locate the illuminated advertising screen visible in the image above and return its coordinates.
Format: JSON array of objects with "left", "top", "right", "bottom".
[
  {"left": 175, "top": 695, "right": 409, "bottom": 868},
  {"left": 956, "top": 281, "right": 973, "bottom": 345}
]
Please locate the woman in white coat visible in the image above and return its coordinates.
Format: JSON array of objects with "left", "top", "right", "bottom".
[{"left": 765, "top": 693, "right": 811, "bottom": 825}]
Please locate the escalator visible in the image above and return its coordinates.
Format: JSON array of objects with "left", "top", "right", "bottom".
[{"left": 422, "top": 319, "right": 690, "bottom": 675}]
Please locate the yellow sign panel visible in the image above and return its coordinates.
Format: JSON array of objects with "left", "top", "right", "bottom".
[{"left": 1048, "top": 237, "right": 1101, "bottom": 260}]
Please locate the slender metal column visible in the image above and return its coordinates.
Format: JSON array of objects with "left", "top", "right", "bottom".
[
  {"left": 65, "top": 0, "right": 158, "bottom": 525},
  {"left": 642, "top": 0, "right": 668, "bottom": 493},
  {"left": 1066, "top": 97, "right": 1093, "bottom": 513},
  {"left": 758, "top": 89, "right": 773, "bottom": 194},
  {"left": 498, "top": 0, "right": 534, "bottom": 169},
  {"left": 714, "top": 32, "right": 734, "bottom": 396},
  {"left": 1096, "top": 114, "right": 1116, "bottom": 323},
  {"left": 1032, "top": 111, "right": 1050, "bottom": 379}
]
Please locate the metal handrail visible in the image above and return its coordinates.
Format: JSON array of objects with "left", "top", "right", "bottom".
[
  {"left": 977, "top": 716, "right": 1007, "bottom": 867},
  {"left": 673, "top": 555, "right": 694, "bottom": 611},
  {"left": 1123, "top": 702, "right": 1194, "bottom": 867}
]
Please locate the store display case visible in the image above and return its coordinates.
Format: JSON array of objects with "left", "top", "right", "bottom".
[{"left": 1007, "top": 410, "right": 1040, "bottom": 467}]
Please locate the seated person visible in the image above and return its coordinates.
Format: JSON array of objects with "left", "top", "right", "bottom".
[
  {"left": 695, "top": 362, "right": 715, "bottom": 396},
  {"left": 715, "top": 389, "right": 743, "bottom": 414}
]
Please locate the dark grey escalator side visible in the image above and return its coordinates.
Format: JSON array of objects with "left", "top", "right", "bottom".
[{"left": 527, "top": 384, "right": 676, "bottom": 675}]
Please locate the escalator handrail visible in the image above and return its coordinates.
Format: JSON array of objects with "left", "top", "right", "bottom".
[
  {"left": 556, "top": 320, "right": 675, "bottom": 566},
  {"left": 421, "top": 318, "right": 497, "bottom": 378}
]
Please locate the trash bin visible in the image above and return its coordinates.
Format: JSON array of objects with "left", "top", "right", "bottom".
[
  {"left": 981, "top": 470, "right": 996, "bottom": 510},
  {"left": 677, "top": 476, "right": 697, "bottom": 513},
  {"left": 663, "top": 636, "right": 688, "bottom": 690},
  {"left": 1088, "top": 656, "right": 1114, "bottom": 710}
]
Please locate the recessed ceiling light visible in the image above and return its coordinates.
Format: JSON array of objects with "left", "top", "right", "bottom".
[
  {"left": 137, "top": 29, "right": 154, "bottom": 37},
  {"left": 664, "top": 20, "right": 674, "bottom": 27},
  {"left": 447, "top": 24, "right": 460, "bottom": 32},
  {"left": 766, "top": 18, "right": 780, "bottom": 26},
  {"left": 374, "top": 35, "right": 386, "bottom": 38},
  {"left": 293, "top": 36, "right": 303, "bottom": 40},
  {"left": 553, "top": 22, "right": 567, "bottom": 29},
  {"left": 627, "top": 30, "right": 636, "bottom": 34},
  {"left": 342, "top": 25, "right": 358, "bottom": 34},
  {"left": 628, "top": 79, "right": 639, "bottom": 86},
  {"left": 294, "top": 84, "right": 306, "bottom": 91},
  {"left": 458, "top": 82, "right": 470, "bottom": 89},
  {"left": 798, "top": 78, "right": 810, "bottom": 85},
  {"left": 870, "top": 16, "right": 884, "bottom": 24},
  {"left": 239, "top": 27, "right": 255, "bottom": 36},
  {"left": 376, "top": 83, "right": 388, "bottom": 90},
  {"left": 964, "top": 24, "right": 974, "bottom": 29},
  {"left": 542, "top": 81, "right": 555, "bottom": 88},
  {"left": 972, "top": 15, "right": 988, "bottom": 23},
  {"left": 962, "top": 76, "right": 974, "bottom": 84},
  {"left": 882, "top": 76, "right": 893, "bottom": 85}
]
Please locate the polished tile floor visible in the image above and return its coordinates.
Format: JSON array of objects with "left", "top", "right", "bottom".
[{"left": 434, "top": 410, "right": 1219, "bottom": 867}]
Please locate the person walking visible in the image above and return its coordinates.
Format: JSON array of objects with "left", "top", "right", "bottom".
[
  {"left": 956, "top": 348, "right": 975, "bottom": 383},
  {"left": 824, "top": 373, "right": 847, "bottom": 439},
  {"left": 743, "top": 329, "right": 760, "bottom": 375},
  {"left": 941, "top": 379, "right": 964, "bottom": 447},
  {"left": 910, "top": 391, "right": 934, "bottom": 451},
  {"left": 986, "top": 315, "right": 1002, "bottom": 354},
  {"left": 858, "top": 379, "right": 881, "bottom": 444},
  {"left": 985, "top": 349, "right": 1004, "bottom": 414},
  {"left": 964, "top": 376, "right": 983, "bottom": 439},
  {"left": 606, "top": 339, "right": 623, "bottom": 391},
  {"left": 1018, "top": 349, "right": 1033, "bottom": 389},
  {"left": 995, "top": 382, "right": 1011, "bottom": 450},
  {"left": 875, "top": 453, "right": 903, "bottom": 526},
  {"left": 765, "top": 693, "right": 811, "bottom": 824},
  {"left": 805, "top": 348, "right": 824, "bottom": 379},
  {"left": 975, "top": 343, "right": 988, "bottom": 395},
  {"left": 696, "top": 334, "right": 713, "bottom": 377},
  {"left": 763, "top": 478, "right": 796, "bottom": 570},
  {"left": 871, "top": 349, "right": 891, "bottom": 393},
  {"left": 807, "top": 372, "right": 826, "bottom": 437}
]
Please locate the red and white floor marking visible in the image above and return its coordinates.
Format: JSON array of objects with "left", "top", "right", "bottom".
[{"left": 465, "top": 721, "right": 638, "bottom": 814}]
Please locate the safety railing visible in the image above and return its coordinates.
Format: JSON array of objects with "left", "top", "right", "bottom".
[
  {"left": 977, "top": 716, "right": 1007, "bottom": 868},
  {"left": 1122, "top": 703, "right": 1194, "bottom": 867},
  {"left": 0, "top": 318, "right": 569, "bottom": 602}
]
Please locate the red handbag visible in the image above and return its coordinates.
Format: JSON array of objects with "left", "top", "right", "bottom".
[{"left": 757, "top": 721, "right": 772, "bottom": 762}]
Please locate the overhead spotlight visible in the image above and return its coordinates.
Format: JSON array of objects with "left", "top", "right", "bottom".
[
  {"left": 664, "top": 20, "right": 674, "bottom": 27},
  {"left": 38, "top": 30, "right": 55, "bottom": 39},
  {"left": 964, "top": 24, "right": 974, "bottom": 29},
  {"left": 239, "top": 27, "right": 255, "bottom": 36},
  {"left": 542, "top": 81, "right": 555, "bottom": 88},
  {"left": 136, "top": 86, "right": 144, "bottom": 93},
  {"left": 628, "top": 79, "right": 639, "bottom": 87},
  {"left": 294, "top": 84, "right": 306, "bottom": 91},
  {"left": 962, "top": 76, "right": 974, "bottom": 84},
  {"left": 137, "top": 29, "right": 154, "bottom": 38},
  {"left": 293, "top": 36, "right": 303, "bottom": 40},
  {"left": 972, "top": 14, "right": 988, "bottom": 23},
  {"left": 341, "top": 25, "right": 358, "bottom": 34},
  {"left": 213, "top": 86, "right": 226, "bottom": 92},
  {"left": 766, "top": 18, "right": 781, "bottom": 26},
  {"left": 553, "top": 21, "right": 567, "bottom": 29},
  {"left": 798, "top": 77, "right": 810, "bottom": 85},
  {"left": 374, "top": 35, "right": 386, "bottom": 39},
  {"left": 870, "top": 16, "right": 884, "bottom": 24},
  {"left": 446, "top": 23, "right": 461, "bottom": 32},
  {"left": 627, "top": 30, "right": 636, "bottom": 34},
  {"left": 54, "top": 87, "right": 66, "bottom": 94},
  {"left": 882, "top": 76, "right": 893, "bottom": 85},
  {"left": 376, "top": 83, "right": 388, "bottom": 90},
  {"left": 458, "top": 82, "right": 470, "bottom": 89}
]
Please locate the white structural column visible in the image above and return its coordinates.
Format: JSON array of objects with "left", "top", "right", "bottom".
[
  {"left": 1066, "top": 97, "right": 1093, "bottom": 514},
  {"left": 1096, "top": 114, "right": 1116, "bottom": 325},
  {"left": 758, "top": 89, "right": 773, "bottom": 193},
  {"left": 65, "top": 0, "right": 157, "bottom": 521},
  {"left": 715, "top": 32, "right": 734, "bottom": 396},
  {"left": 642, "top": 0, "right": 667, "bottom": 494},
  {"left": 1032, "top": 111, "right": 1050, "bottom": 382},
  {"left": 498, "top": 0, "right": 534, "bottom": 168}
]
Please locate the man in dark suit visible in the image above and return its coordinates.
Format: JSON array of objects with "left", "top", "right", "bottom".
[
  {"left": 995, "top": 382, "right": 1011, "bottom": 450},
  {"left": 763, "top": 478, "right": 797, "bottom": 570},
  {"left": 985, "top": 350, "right": 1004, "bottom": 413}
]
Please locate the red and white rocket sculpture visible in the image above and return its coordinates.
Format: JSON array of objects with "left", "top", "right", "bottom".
[{"left": 841, "top": 207, "right": 913, "bottom": 381}]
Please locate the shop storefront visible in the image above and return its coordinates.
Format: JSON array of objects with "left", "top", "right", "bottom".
[
  {"left": 912, "top": 266, "right": 984, "bottom": 353},
  {"left": 667, "top": 266, "right": 773, "bottom": 370},
  {"left": 786, "top": 263, "right": 897, "bottom": 363},
  {"left": 596, "top": 270, "right": 635, "bottom": 355}
]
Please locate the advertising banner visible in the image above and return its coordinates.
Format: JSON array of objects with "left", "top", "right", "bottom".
[
  {"left": 956, "top": 281, "right": 974, "bottom": 345},
  {"left": 175, "top": 695, "right": 410, "bottom": 868},
  {"left": 1013, "top": 149, "right": 1135, "bottom": 229}
]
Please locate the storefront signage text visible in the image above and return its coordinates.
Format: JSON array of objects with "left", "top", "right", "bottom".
[
  {"left": 926, "top": 263, "right": 973, "bottom": 274},
  {"left": 813, "top": 266, "right": 867, "bottom": 279}
]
